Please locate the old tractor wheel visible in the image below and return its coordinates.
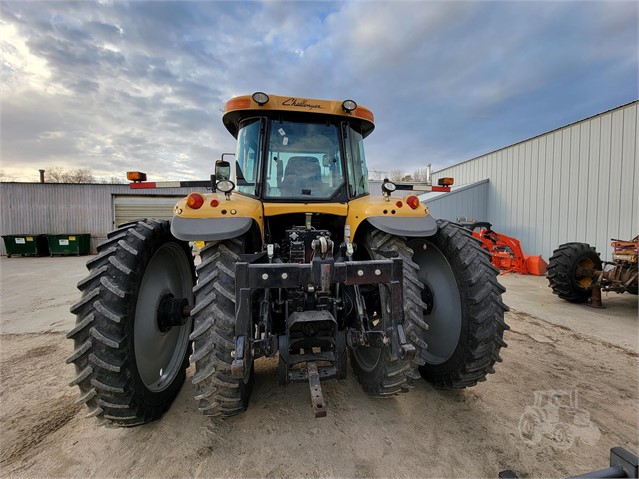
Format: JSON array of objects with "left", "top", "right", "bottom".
[
  {"left": 547, "top": 242, "right": 602, "bottom": 303},
  {"left": 349, "top": 228, "right": 422, "bottom": 397},
  {"left": 519, "top": 409, "right": 544, "bottom": 445},
  {"left": 551, "top": 423, "right": 575, "bottom": 450},
  {"left": 408, "top": 220, "right": 509, "bottom": 389},
  {"left": 68, "top": 219, "right": 194, "bottom": 426},
  {"left": 190, "top": 238, "right": 254, "bottom": 418}
]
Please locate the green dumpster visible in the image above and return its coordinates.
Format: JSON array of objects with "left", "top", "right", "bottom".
[
  {"left": 47, "top": 234, "right": 91, "bottom": 256},
  {"left": 2, "top": 234, "right": 49, "bottom": 257}
]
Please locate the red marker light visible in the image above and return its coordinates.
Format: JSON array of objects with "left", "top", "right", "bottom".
[
  {"left": 210, "top": 199, "right": 219, "bottom": 207},
  {"left": 406, "top": 195, "right": 420, "bottom": 210},
  {"left": 395, "top": 200, "right": 403, "bottom": 208},
  {"left": 187, "top": 193, "right": 204, "bottom": 209}
]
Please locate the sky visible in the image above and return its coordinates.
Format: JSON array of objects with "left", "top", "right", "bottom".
[{"left": 1, "top": 0, "right": 637, "bottom": 183}]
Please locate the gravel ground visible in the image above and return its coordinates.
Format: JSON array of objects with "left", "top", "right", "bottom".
[{"left": 0, "top": 256, "right": 637, "bottom": 478}]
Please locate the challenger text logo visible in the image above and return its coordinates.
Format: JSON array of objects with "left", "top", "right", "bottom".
[{"left": 282, "top": 98, "right": 323, "bottom": 111}]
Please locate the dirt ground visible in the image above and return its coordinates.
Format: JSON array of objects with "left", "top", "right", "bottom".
[{"left": 0, "top": 257, "right": 637, "bottom": 478}]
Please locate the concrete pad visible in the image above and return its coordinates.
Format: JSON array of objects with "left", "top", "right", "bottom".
[
  {"left": 499, "top": 273, "right": 638, "bottom": 352},
  {"left": 0, "top": 256, "right": 88, "bottom": 334}
]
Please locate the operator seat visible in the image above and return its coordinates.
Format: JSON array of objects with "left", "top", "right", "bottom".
[{"left": 282, "top": 156, "right": 324, "bottom": 197}]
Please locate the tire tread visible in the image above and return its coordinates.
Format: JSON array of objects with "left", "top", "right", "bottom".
[{"left": 68, "top": 219, "right": 192, "bottom": 427}]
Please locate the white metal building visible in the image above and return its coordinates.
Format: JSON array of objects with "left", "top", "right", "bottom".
[{"left": 424, "top": 101, "right": 638, "bottom": 262}]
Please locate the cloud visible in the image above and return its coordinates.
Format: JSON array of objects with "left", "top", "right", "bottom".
[{"left": 0, "top": 0, "right": 637, "bottom": 182}]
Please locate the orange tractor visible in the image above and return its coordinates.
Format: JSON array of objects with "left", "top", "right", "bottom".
[{"left": 459, "top": 221, "right": 547, "bottom": 275}]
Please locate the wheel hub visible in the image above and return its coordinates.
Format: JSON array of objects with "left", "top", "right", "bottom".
[
  {"left": 421, "top": 284, "right": 434, "bottom": 315},
  {"left": 410, "top": 239, "right": 463, "bottom": 365},
  {"left": 134, "top": 242, "right": 193, "bottom": 393},
  {"left": 156, "top": 293, "right": 191, "bottom": 333}
]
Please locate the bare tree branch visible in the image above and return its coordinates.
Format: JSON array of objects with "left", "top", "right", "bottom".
[{"left": 44, "top": 166, "right": 97, "bottom": 183}]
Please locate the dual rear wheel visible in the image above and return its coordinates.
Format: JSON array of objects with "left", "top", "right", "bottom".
[
  {"left": 350, "top": 220, "right": 509, "bottom": 394},
  {"left": 69, "top": 219, "right": 509, "bottom": 425}
]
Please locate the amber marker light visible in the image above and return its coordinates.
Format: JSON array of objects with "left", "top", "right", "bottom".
[
  {"left": 438, "top": 177, "right": 454, "bottom": 186},
  {"left": 354, "top": 106, "right": 374, "bottom": 122},
  {"left": 126, "top": 171, "right": 147, "bottom": 182},
  {"left": 187, "top": 193, "right": 204, "bottom": 209},
  {"left": 224, "top": 98, "right": 251, "bottom": 112},
  {"left": 406, "top": 195, "right": 420, "bottom": 210}
]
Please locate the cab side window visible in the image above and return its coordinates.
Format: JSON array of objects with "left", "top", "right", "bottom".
[
  {"left": 345, "top": 126, "right": 369, "bottom": 198},
  {"left": 235, "top": 119, "right": 261, "bottom": 196}
]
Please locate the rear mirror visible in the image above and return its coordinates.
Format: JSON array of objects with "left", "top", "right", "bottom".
[
  {"left": 215, "top": 160, "right": 231, "bottom": 181},
  {"left": 322, "top": 155, "right": 330, "bottom": 168}
]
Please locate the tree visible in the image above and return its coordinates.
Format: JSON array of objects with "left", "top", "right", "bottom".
[
  {"left": 44, "top": 166, "right": 95, "bottom": 183},
  {"left": 65, "top": 168, "right": 95, "bottom": 183},
  {"left": 411, "top": 168, "right": 431, "bottom": 182},
  {"left": 100, "top": 176, "right": 127, "bottom": 185},
  {"left": 388, "top": 168, "right": 432, "bottom": 183},
  {"left": 368, "top": 169, "right": 387, "bottom": 181},
  {"left": 389, "top": 169, "right": 406, "bottom": 182}
]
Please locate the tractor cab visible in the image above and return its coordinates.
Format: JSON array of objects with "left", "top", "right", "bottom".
[{"left": 219, "top": 92, "right": 374, "bottom": 202}]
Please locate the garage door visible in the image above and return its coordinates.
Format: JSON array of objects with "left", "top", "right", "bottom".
[{"left": 113, "top": 196, "right": 183, "bottom": 227}]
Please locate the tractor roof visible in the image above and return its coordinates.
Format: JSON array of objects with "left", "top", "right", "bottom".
[{"left": 222, "top": 92, "right": 375, "bottom": 138}]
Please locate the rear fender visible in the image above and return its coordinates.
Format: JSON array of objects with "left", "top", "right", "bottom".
[
  {"left": 171, "top": 215, "right": 256, "bottom": 241},
  {"left": 366, "top": 215, "right": 438, "bottom": 238},
  {"left": 346, "top": 195, "right": 437, "bottom": 240},
  {"left": 170, "top": 192, "right": 263, "bottom": 241}
]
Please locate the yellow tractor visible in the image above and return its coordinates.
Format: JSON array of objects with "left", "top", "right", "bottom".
[{"left": 68, "top": 93, "right": 508, "bottom": 425}]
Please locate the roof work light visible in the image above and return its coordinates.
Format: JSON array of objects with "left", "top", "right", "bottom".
[
  {"left": 252, "top": 92, "right": 270, "bottom": 105},
  {"left": 342, "top": 100, "right": 357, "bottom": 112}
]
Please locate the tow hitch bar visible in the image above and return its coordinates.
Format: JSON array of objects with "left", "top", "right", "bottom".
[{"left": 307, "top": 362, "right": 327, "bottom": 418}]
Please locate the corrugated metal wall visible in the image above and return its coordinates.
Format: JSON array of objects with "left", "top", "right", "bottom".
[
  {"left": 431, "top": 101, "right": 638, "bottom": 261},
  {"left": 0, "top": 184, "right": 207, "bottom": 255},
  {"left": 113, "top": 195, "right": 185, "bottom": 226},
  {"left": 420, "top": 180, "right": 489, "bottom": 223}
]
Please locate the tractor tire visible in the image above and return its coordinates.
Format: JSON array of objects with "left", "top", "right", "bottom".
[
  {"left": 547, "top": 242, "right": 602, "bottom": 303},
  {"left": 190, "top": 238, "right": 254, "bottom": 418},
  {"left": 408, "top": 220, "right": 509, "bottom": 389},
  {"left": 68, "top": 219, "right": 194, "bottom": 426},
  {"left": 348, "top": 228, "right": 420, "bottom": 397}
]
